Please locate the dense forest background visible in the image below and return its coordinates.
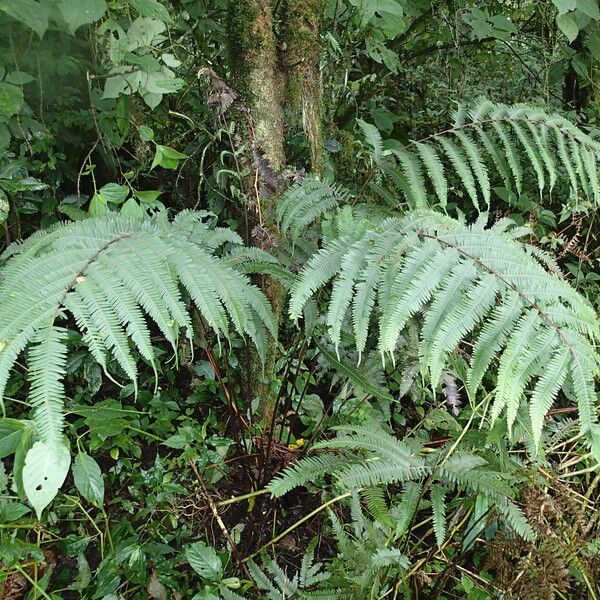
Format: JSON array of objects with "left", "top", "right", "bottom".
[{"left": 0, "top": 0, "right": 599, "bottom": 598}]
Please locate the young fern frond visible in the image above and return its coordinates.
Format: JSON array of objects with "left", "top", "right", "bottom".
[
  {"left": 245, "top": 545, "right": 332, "bottom": 600},
  {"left": 0, "top": 214, "right": 276, "bottom": 515},
  {"left": 357, "top": 119, "right": 385, "bottom": 166},
  {"left": 268, "top": 421, "right": 535, "bottom": 540},
  {"left": 276, "top": 177, "right": 353, "bottom": 241},
  {"left": 284, "top": 196, "right": 599, "bottom": 453}
]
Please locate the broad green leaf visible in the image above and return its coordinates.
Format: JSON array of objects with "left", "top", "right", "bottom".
[
  {"left": 0, "top": 176, "right": 46, "bottom": 193},
  {"left": 375, "top": 0, "right": 406, "bottom": 39},
  {"left": 556, "top": 13, "right": 579, "bottom": 42},
  {"left": 0, "top": 83, "right": 24, "bottom": 117},
  {"left": 73, "top": 452, "right": 104, "bottom": 506},
  {"left": 103, "top": 75, "right": 132, "bottom": 99},
  {"left": 58, "top": 0, "right": 107, "bottom": 33},
  {"left": 23, "top": 441, "right": 71, "bottom": 518},
  {"left": 134, "top": 189, "right": 162, "bottom": 204},
  {"left": 126, "top": 17, "right": 167, "bottom": 50},
  {"left": 0, "top": 0, "right": 51, "bottom": 38},
  {"left": 145, "top": 73, "right": 185, "bottom": 95},
  {"left": 159, "top": 145, "right": 188, "bottom": 160},
  {"left": 0, "top": 501, "right": 30, "bottom": 523},
  {"left": 130, "top": 0, "right": 171, "bottom": 21},
  {"left": 139, "top": 125, "right": 154, "bottom": 141},
  {"left": 349, "top": 0, "right": 377, "bottom": 25},
  {"left": 587, "top": 32, "right": 600, "bottom": 59},
  {"left": 0, "top": 421, "right": 22, "bottom": 458},
  {"left": 99, "top": 183, "right": 129, "bottom": 205},
  {"left": 65, "top": 553, "right": 92, "bottom": 591},
  {"left": 89, "top": 193, "right": 108, "bottom": 216},
  {"left": 58, "top": 204, "right": 88, "bottom": 221},
  {"left": 161, "top": 53, "right": 181, "bottom": 68},
  {"left": 142, "top": 92, "right": 163, "bottom": 109},
  {"left": 151, "top": 144, "right": 187, "bottom": 170},
  {"left": 552, "top": 0, "right": 576, "bottom": 13},
  {"left": 5, "top": 71, "right": 35, "bottom": 85},
  {"left": 577, "top": 0, "right": 599, "bottom": 19},
  {"left": 120, "top": 198, "right": 146, "bottom": 219},
  {"left": 185, "top": 542, "right": 223, "bottom": 581}
]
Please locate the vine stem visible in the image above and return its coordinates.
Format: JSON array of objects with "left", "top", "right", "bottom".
[
  {"left": 190, "top": 461, "right": 251, "bottom": 579},
  {"left": 243, "top": 491, "right": 352, "bottom": 562}
]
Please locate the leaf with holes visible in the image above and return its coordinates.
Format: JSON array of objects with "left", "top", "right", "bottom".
[{"left": 23, "top": 441, "right": 71, "bottom": 518}]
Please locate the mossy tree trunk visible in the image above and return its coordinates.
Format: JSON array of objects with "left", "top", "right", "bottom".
[
  {"left": 283, "top": 0, "right": 325, "bottom": 175},
  {"left": 226, "top": 0, "right": 324, "bottom": 425},
  {"left": 227, "top": 0, "right": 286, "bottom": 173}
]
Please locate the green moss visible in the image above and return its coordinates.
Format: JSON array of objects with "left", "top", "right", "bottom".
[
  {"left": 329, "top": 126, "right": 359, "bottom": 181},
  {"left": 284, "top": 0, "right": 324, "bottom": 65},
  {"left": 282, "top": 0, "right": 325, "bottom": 174},
  {"left": 226, "top": 0, "right": 273, "bottom": 91}
]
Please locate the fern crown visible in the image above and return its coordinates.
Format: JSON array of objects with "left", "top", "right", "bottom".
[{"left": 279, "top": 183, "right": 600, "bottom": 456}]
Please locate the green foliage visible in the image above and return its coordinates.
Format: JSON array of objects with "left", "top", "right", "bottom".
[
  {"left": 281, "top": 187, "right": 599, "bottom": 453},
  {"left": 358, "top": 100, "right": 600, "bottom": 210},
  {"left": 268, "top": 421, "right": 535, "bottom": 542},
  {"left": 0, "top": 213, "right": 275, "bottom": 512},
  {"left": 1, "top": 0, "right": 600, "bottom": 597},
  {"left": 245, "top": 544, "right": 333, "bottom": 599}
]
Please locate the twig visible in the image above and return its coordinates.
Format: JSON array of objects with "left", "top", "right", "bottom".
[{"left": 189, "top": 460, "right": 251, "bottom": 579}]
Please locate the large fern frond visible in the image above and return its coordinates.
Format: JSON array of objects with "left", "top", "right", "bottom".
[
  {"left": 286, "top": 203, "right": 599, "bottom": 452},
  {"left": 268, "top": 421, "right": 534, "bottom": 540},
  {"left": 355, "top": 99, "right": 600, "bottom": 209},
  {"left": 0, "top": 213, "right": 276, "bottom": 513}
]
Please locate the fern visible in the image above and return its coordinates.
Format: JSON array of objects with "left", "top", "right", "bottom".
[
  {"left": 284, "top": 201, "right": 599, "bottom": 454},
  {"left": 244, "top": 544, "right": 332, "bottom": 600},
  {"left": 269, "top": 421, "right": 535, "bottom": 541},
  {"left": 338, "top": 100, "right": 600, "bottom": 210},
  {"left": 430, "top": 485, "right": 447, "bottom": 548},
  {"left": 0, "top": 213, "right": 276, "bottom": 514},
  {"left": 357, "top": 119, "right": 385, "bottom": 166}
]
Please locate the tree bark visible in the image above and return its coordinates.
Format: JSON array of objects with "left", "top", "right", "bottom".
[
  {"left": 226, "top": 0, "right": 324, "bottom": 424},
  {"left": 227, "top": 0, "right": 286, "bottom": 175},
  {"left": 227, "top": 0, "right": 286, "bottom": 424},
  {"left": 282, "top": 0, "right": 325, "bottom": 175}
]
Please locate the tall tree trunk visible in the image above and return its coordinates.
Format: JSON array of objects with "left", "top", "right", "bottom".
[
  {"left": 227, "top": 0, "right": 285, "bottom": 174},
  {"left": 226, "top": 0, "right": 324, "bottom": 425},
  {"left": 227, "top": 0, "right": 286, "bottom": 424},
  {"left": 283, "top": 0, "right": 325, "bottom": 175}
]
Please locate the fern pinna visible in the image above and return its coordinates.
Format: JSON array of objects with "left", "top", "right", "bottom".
[
  {"left": 279, "top": 187, "right": 600, "bottom": 459},
  {"left": 0, "top": 212, "right": 275, "bottom": 515}
]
